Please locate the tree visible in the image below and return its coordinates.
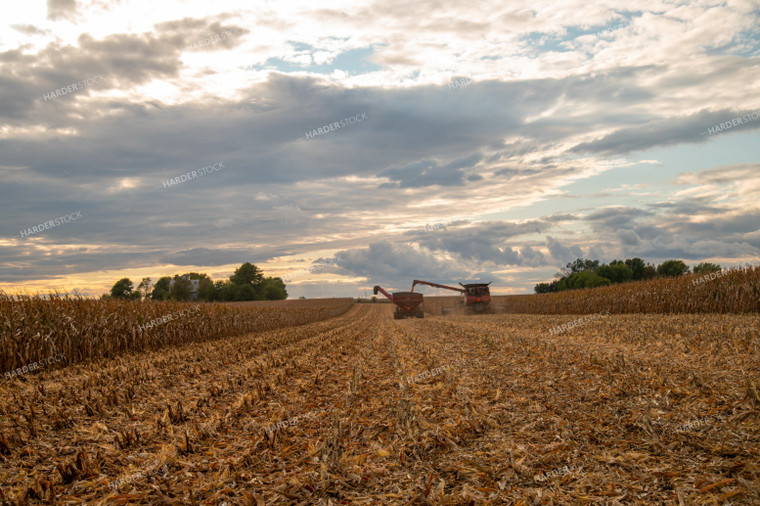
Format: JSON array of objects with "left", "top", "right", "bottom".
[
  {"left": 693, "top": 262, "right": 722, "bottom": 274},
  {"left": 136, "top": 277, "right": 152, "bottom": 299},
  {"left": 151, "top": 277, "right": 171, "bottom": 300},
  {"left": 560, "top": 258, "right": 600, "bottom": 277},
  {"left": 643, "top": 263, "right": 657, "bottom": 280},
  {"left": 260, "top": 276, "right": 287, "bottom": 300},
  {"left": 198, "top": 277, "right": 216, "bottom": 301},
  {"left": 169, "top": 275, "right": 193, "bottom": 301},
  {"left": 230, "top": 263, "right": 264, "bottom": 287},
  {"left": 624, "top": 258, "right": 647, "bottom": 281},
  {"left": 657, "top": 259, "right": 689, "bottom": 277},
  {"left": 182, "top": 272, "right": 210, "bottom": 280},
  {"left": 110, "top": 278, "right": 135, "bottom": 299},
  {"left": 219, "top": 263, "right": 283, "bottom": 301},
  {"left": 534, "top": 279, "right": 559, "bottom": 293},
  {"left": 558, "top": 270, "right": 610, "bottom": 290},
  {"left": 216, "top": 281, "right": 238, "bottom": 301},
  {"left": 236, "top": 284, "right": 258, "bottom": 301},
  {"left": 596, "top": 261, "right": 633, "bottom": 284},
  {"left": 565, "top": 258, "right": 599, "bottom": 274}
]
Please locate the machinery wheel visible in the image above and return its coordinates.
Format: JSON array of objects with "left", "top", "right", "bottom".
[
  {"left": 393, "top": 312, "right": 402, "bottom": 320},
  {"left": 416, "top": 310, "right": 424, "bottom": 318}
]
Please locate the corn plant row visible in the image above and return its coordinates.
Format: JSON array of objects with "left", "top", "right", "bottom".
[
  {"left": 0, "top": 293, "right": 353, "bottom": 372},
  {"left": 501, "top": 265, "right": 760, "bottom": 314}
]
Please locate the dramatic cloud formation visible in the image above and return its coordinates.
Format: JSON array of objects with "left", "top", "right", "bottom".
[{"left": 1, "top": 0, "right": 758, "bottom": 297}]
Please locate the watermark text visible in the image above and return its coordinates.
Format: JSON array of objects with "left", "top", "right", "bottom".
[
  {"left": 160, "top": 162, "right": 224, "bottom": 189},
  {"left": 42, "top": 75, "right": 105, "bottom": 101},
  {"left": 3, "top": 353, "right": 66, "bottom": 381},
  {"left": 448, "top": 77, "right": 472, "bottom": 90},
  {"left": 299, "top": 113, "right": 367, "bottom": 140},
  {"left": 19, "top": 211, "right": 83, "bottom": 238},
  {"left": 548, "top": 310, "right": 610, "bottom": 335},
  {"left": 187, "top": 28, "right": 244, "bottom": 51},
  {"left": 282, "top": 255, "right": 344, "bottom": 282},
  {"left": 701, "top": 111, "right": 760, "bottom": 136},
  {"left": 138, "top": 305, "right": 201, "bottom": 332}
]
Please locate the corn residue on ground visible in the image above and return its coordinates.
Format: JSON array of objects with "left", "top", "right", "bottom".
[{"left": 1, "top": 305, "right": 759, "bottom": 504}]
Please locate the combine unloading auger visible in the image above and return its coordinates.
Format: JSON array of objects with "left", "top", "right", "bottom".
[{"left": 411, "top": 279, "right": 492, "bottom": 314}]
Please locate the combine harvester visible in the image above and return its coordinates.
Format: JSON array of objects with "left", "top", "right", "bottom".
[
  {"left": 373, "top": 285, "right": 424, "bottom": 319},
  {"left": 411, "top": 279, "right": 492, "bottom": 315}
]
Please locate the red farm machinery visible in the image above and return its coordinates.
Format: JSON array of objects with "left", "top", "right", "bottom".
[
  {"left": 373, "top": 285, "right": 425, "bottom": 319},
  {"left": 411, "top": 279, "right": 492, "bottom": 314}
]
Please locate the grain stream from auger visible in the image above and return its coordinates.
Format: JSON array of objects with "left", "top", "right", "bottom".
[{"left": 1, "top": 305, "right": 759, "bottom": 504}]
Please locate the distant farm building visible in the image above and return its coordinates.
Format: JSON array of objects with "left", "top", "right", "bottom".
[{"left": 169, "top": 276, "right": 200, "bottom": 300}]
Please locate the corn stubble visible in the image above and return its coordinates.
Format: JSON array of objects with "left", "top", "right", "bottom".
[{"left": 0, "top": 290, "right": 758, "bottom": 503}]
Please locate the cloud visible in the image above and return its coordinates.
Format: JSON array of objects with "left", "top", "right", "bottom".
[
  {"left": 330, "top": 241, "right": 466, "bottom": 288},
  {"left": 2, "top": 1, "right": 759, "bottom": 297},
  {"left": 378, "top": 153, "right": 484, "bottom": 188},
  {"left": 413, "top": 219, "right": 552, "bottom": 264},
  {"left": 11, "top": 24, "right": 51, "bottom": 36},
  {"left": 159, "top": 248, "right": 274, "bottom": 267},
  {"left": 546, "top": 237, "right": 583, "bottom": 265},
  {"left": 617, "top": 229, "right": 641, "bottom": 246},
  {"left": 47, "top": 0, "right": 78, "bottom": 21},
  {"left": 518, "top": 245, "right": 546, "bottom": 267}
]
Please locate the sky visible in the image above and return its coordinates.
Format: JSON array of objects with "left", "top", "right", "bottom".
[{"left": 0, "top": 0, "right": 759, "bottom": 298}]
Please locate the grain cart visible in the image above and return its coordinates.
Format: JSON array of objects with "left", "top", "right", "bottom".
[
  {"left": 373, "top": 285, "right": 424, "bottom": 319},
  {"left": 411, "top": 279, "right": 492, "bottom": 314}
]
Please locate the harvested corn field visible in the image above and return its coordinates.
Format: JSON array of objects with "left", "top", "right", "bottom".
[{"left": 1, "top": 303, "right": 759, "bottom": 504}]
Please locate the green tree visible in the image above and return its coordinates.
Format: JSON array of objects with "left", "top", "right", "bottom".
[
  {"left": 693, "top": 262, "right": 722, "bottom": 274},
  {"left": 198, "top": 277, "right": 216, "bottom": 301},
  {"left": 151, "top": 277, "right": 171, "bottom": 300},
  {"left": 260, "top": 276, "right": 288, "bottom": 300},
  {"left": 560, "top": 258, "right": 600, "bottom": 277},
  {"left": 534, "top": 279, "right": 559, "bottom": 293},
  {"left": 624, "top": 258, "right": 647, "bottom": 281},
  {"left": 575, "top": 271, "right": 610, "bottom": 289},
  {"left": 557, "top": 271, "right": 610, "bottom": 290},
  {"left": 216, "top": 281, "right": 238, "bottom": 301},
  {"left": 230, "top": 263, "right": 264, "bottom": 287},
  {"left": 596, "top": 261, "right": 633, "bottom": 284},
  {"left": 169, "top": 275, "right": 193, "bottom": 301},
  {"left": 657, "top": 259, "right": 689, "bottom": 277},
  {"left": 236, "top": 283, "right": 259, "bottom": 301},
  {"left": 110, "top": 278, "right": 135, "bottom": 299}
]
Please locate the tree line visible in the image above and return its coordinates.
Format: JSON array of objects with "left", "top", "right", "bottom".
[
  {"left": 107, "top": 262, "right": 287, "bottom": 301},
  {"left": 534, "top": 258, "right": 722, "bottom": 293}
]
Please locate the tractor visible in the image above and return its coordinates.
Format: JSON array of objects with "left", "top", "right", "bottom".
[{"left": 373, "top": 285, "right": 424, "bottom": 319}]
